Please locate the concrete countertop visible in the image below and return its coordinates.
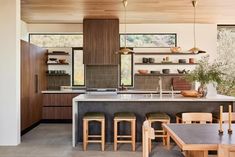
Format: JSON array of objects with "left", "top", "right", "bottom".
[{"left": 73, "top": 94, "right": 235, "bottom": 102}]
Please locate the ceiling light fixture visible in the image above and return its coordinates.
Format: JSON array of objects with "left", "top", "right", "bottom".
[
  {"left": 116, "top": 0, "right": 133, "bottom": 55},
  {"left": 189, "top": 0, "right": 206, "bottom": 54}
]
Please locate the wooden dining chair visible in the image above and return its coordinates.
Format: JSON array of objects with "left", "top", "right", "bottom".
[
  {"left": 218, "top": 144, "right": 235, "bottom": 157},
  {"left": 142, "top": 120, "right": 155, "bottom": 157},
  {"left": 214, "top": 112, "right": 235, "bottom": 123},
  {"left": 182, "top": 113, "right": 213, "bottom": 124}
]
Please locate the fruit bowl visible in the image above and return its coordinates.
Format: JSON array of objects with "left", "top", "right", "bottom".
[{"left": 138, "top": 70, "right": 149, "bottom": 75}]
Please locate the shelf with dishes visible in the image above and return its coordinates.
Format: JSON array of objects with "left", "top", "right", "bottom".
[
  {"left": 137, "top": 69, "right": 190, "bottom": 75},
  {"left": 135, "top": 73, "right": 186, "bottom": 76},
  {"left": 134, "top": 52, "right": 199, "bottom": 55},
  {"left": 135, "top": 63, "right": 198, "bottom": 65},
  {"left": 47, "top": 51, "right": 69, "bottom": 56},
  {"left": 47, "top": 56, "right": 69, "bottom": 64},
  {"left": 46, "top": 70, "right": 70, "bottom": 76},
  {"left": 136, "top": 57, "right": 197, "bottom": 65}
]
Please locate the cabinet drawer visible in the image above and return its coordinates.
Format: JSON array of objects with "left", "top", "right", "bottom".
[
  {"left": 43, "top": 94, "right": 78, "bottom": 107},
  {"left": 42, "top": 107, "right": 72, "bottom": 120}
]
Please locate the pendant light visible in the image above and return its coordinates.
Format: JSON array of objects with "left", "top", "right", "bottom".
[
  {"left": 117, "top": 0, "right": 133, "bottom": 55},
  {"left": 189, "top": 0, "right": 206, "bottom": 54}
]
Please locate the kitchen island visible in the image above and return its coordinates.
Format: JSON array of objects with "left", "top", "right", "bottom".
[{"left": 72, "top": 93, "right": 235, "bottom": 147}]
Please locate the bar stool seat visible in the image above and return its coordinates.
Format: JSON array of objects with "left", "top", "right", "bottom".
[
  {"left": 84, "top": 112, "right": 105, "bottom": 119},
  {"left": 146, "top": 112, "right": 170, "bottom": 120},
  {"left": 114, "top": 112, "right": 136, "bottom": 119},
  {"left": 83, "top": 112, "right": 105, "bottom": 151},
  {"left": 114, "top": 112, "right": 136, "bottom": 151},
  {"left": 146, "top": 112, "right": 170, "bottom": 152}
]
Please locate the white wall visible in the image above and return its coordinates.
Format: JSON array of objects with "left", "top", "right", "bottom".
[
  {"left": 0, "top": 0, "right": 21, "bottom": 145},
  {"left": 27, "top": 23, "right": 217, "bottom": 74},
  {"left": 28, "top": 24, "right": 83, "bottom": 33},
  {"left": 21, "top": 20, "right": 28, "bottom": 41},
  {"left": 120, "top": 24, "right": 217, "bottom": 73}
]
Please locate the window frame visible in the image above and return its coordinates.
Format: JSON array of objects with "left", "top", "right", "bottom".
[
  {"left": 119, "top": 51, "right": 134, "bottom": 87},
  {"left": 119, "top": 33, "right": 177, "bottom": 48},
  {"left": 72, "top": 47, "right": 86, "bottom": 87}
]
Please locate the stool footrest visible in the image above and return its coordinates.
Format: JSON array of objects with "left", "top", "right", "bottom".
[
  {"left": 155, "top": 135, "right": 167, "bottom": 137},
  {"left": 87, "top": 140, "right": 102, "bottom": 143},
  {"left": 88, "top": 135, "right": 102, "bottom": 138},
  {"left": 155, "top": 130, "right": 164, "bottom": 133},
  {"left": 117, "top": 141, "right": 132, "bottom": 143},
  {"left": 117, "top": 135, "right": 132, "bottom": 138}
]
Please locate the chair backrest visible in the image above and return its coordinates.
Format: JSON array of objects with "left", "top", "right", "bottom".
[
  {"left": 221, "top": 112, "right": 235, "bottom": 123},
  {"left": 182, "top": 113, "right": 213, "bottom": 124},
  {"left": 142, "top": 120, "right": 155, "bottom": 157},
  {"left": 218, "top": 144, "right": 235, "bottom": 157}
]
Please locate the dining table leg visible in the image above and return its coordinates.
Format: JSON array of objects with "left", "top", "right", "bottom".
[{"left": 185, "top": 150, "right": 208, "bottom": 157}]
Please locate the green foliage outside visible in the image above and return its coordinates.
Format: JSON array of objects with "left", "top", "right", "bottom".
[
  {"left": 121, "top": 54, "right": 132, "bottom": 86},
  {"left": 217, "top": 28, "right": 235, "bottom": 96},
  {"left": 30, "top": 35, "right": 83, "bottom": 47},
  {"left": 120, "top": 34, "right": 176, "bottom": 48}
]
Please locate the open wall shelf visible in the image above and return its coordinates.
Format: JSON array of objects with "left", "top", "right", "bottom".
[
  {"left": 135, "top": 63, "right": 198, "bottom": 65},
  {"left": 47, "top": 63, "right": 69, "bottom": 65},
  {"left": 47, "top": 52, "right": 69, "bottom": 56},
  {"left": 135, "top": 73, "right": 186, "bottom": 76},
  {"left": 134, "top": 52, "right": 199, "bottom": 55}
]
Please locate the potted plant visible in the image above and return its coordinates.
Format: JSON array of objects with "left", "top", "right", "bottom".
[{"left": 185, "top": 56, "right": 223, "bottom": 97}]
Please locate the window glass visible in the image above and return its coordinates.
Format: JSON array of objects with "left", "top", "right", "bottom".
[
  {"left": 120, "top": 34, "right": 177, "bottom": 48},
  {"left": 30, "top": 34, "right": 83, "bottom": 48},
  {"left": 217, "top": 26, "right": 235, "bottom": 96},
  {"left": 73, "top": 49, "right": 85, "bottom": 86},
  {"left": 120, "top": 54, "right": 133, "bottom": 86}
]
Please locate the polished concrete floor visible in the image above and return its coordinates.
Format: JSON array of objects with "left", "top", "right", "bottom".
[{"left": 0, "top": 124, "right": 189, "bottom": 157}]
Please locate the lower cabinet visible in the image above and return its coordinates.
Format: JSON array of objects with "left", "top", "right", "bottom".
[
  {"left": 42, "top": 93, "right": 79, "bottom": 120},
  {"left": 43, "top": 107, "right": 72, "bottom": 119}
]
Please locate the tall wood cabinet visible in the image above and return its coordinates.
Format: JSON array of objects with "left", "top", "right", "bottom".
[
  {"left": 83, "top": 19, "right": 119, "bottom": 65},
  {"left": 21, "top": 40, "right": 47, "bottom": 131}
]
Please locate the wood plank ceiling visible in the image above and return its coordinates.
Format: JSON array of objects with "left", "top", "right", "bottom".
[{"left": 21, "top": 0, "right": 235, "bottom": 24}]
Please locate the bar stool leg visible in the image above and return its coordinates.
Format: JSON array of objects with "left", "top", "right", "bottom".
[
  {"left": 166, "top": 121, "right": 170, "bottom": 148},
  {"left": 131, "top": 119, "right": 136, "bottom": 151},
  {"left": 148, "top": 121, "right": 152, "bottom": 152},
  {"left": 162, "top": 122, "right": 167, "bottom": 146},
  {"left": 176, "top": 117, "right": 180, "bottom": 124},
  {"left": 83, "top": 119, "right": 88, "bottom": 151},
  {"left": 101, "top": 119, "right": 105, "bottom": 151},
  {"left": 114, "top": 120, "right": 118, "bottom": 151}
]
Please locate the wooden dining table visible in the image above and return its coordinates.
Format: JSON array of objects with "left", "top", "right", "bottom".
[{"left": 163, "top": 124, "right": 235, "bottom": 157}]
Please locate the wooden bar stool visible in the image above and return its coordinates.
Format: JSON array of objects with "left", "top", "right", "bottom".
[
  {"left": 114, "top": 112, "right": 136, "bottom": 151},
  {"left": 83, "top": 112, "right": 105, "bottom": 151},
  {"left": 175, "top": 112, "right": 183, "bottom": 123},
  {"left": 146, "top": 112, "right": 170, "bottom": 151}
]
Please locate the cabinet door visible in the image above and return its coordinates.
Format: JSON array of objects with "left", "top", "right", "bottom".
[
  {"left": 84, "top": 19, "right": 119, "bottom": 65},
  {"left": 21, "top": 41, "right": 31, "bottom": 131}
]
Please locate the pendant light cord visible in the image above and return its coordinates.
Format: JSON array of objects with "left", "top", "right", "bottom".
[
  {"left": 124, "top": 0, "right": 127, "bottom": 49},
  {"left": 193, "top": 2, "right": 196, "bottom": 48}
]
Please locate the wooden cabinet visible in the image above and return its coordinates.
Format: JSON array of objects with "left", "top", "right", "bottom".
[
  {"left": 42, "top": 94, "right": 78, "bottom": 120},
  {"left": 21, "top": 40, "right": 47, "bottom": 131},
  {"left": 83, "top": 19, "right": 119, "bottom": 65}
]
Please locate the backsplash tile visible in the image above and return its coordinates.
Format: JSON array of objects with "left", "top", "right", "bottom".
[{"left": 86, "top": 65, "right": 118, "bottom": 88}]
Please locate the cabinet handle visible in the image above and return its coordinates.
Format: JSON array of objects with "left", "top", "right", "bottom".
[{"left": 35, "top": 74, "right": 38, "bottom": 93}]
